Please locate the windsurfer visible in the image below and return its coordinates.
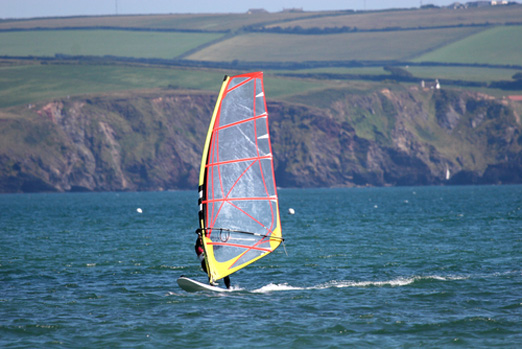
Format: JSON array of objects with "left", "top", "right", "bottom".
[{"left": 195, "top": 233, "right": 231, "bottom": 289}]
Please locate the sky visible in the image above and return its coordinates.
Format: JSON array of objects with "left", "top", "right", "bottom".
[{"left": 1, "top": 0, "right": 458, "bottom": 19}]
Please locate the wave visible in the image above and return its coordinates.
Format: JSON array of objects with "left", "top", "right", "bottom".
[
  {"left": 171, "top": 273, "right": 496, "bottom": 294},
  {"left": 251, "top": 275, "right": 470, "bottom": 293},
  {"left": 327, "top": 275, "right": 469, "bottom": 289},
  {"left": 173, "top": 272, "right": 518, "bottom": 294},
  {"left": 252, "top": 283, "right": 305, "bottom": 293}
]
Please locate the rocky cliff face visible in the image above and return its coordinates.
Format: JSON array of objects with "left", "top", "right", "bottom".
[
  {"left": 0, "top": 91, "right": 214, "bottom": 192},
  {"left": 0, "top": 86, "right": 521, "bottom": 193},
  {"left": 280, "top": 86, "right": 522, "bottom": 187}
]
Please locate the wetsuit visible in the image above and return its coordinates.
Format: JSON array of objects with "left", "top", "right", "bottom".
[{"left": 195, "top": 236, "right": 230, "bottom": 289}]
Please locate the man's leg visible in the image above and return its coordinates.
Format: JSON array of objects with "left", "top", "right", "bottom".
[{"left": 224, "top": 276, "right": 231, "bottom": 289}]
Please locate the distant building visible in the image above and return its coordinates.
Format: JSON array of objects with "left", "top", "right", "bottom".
[
  {"left": 421, "top": 79, "right": 441, "bottom": 90},
  {"left": 247, "top": 9, "right": 268, "bottom": 14},
  {"left": 447, "top": 0, "right": 516, "bottom": 8}
]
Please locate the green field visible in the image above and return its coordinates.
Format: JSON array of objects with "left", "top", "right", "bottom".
[
  {"left": 0, "top": 7, "right": 522, "bottom": 108},
  {"left": 1, "top": 8, "right": 520, "bottom": 66},
  {"left": 271, "top": 67, "right": 386, "bottom": 75},
  {"left": 0, "top": 63, "right": 335, "bottom": 108},
  {"left": 0, "top": 64, "right": 222, "bottom": 107},
  {"left": 4, "top": 5, "right": 520, "bottom": 33},
  {"left": 268, "top": 5, "right": 522, "bottom": 30},
  {"left": 271, "top": 65, "right": 521, "bottom": 82},
  {"left": 188, "top": 27, "right": 483, "bottom": 62},
  {"left": 0, "top": 12, "right": 323, "bottom": 32},
  {"left": 413, "top": 25, "right": 522, "bottom": 65},
  {"left": 0, "top": 26, "right": 484, "bottom": 63},
  {"left": 406, "top": 66, "right": 521, "bottom": 82},
  {"left": 0, "top": 30, "right": 223, "bottom": 58}
]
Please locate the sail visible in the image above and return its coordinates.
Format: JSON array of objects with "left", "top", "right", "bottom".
[{"left": 198, "top": 72, "right": 282, "bottom": 283}]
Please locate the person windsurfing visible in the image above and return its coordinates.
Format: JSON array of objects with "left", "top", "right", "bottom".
[{"left": 195, "top": 232, "right": 231, "bottom": 289}]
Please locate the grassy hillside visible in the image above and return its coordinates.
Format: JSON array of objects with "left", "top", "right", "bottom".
[
  {"left": 413, "top": 25, "right": 522, "bottom": 65},
  {"left": 0, "top": 25, "right": 486, "bottom": 63},
  {"left": 0, "top": 6, "right": 520, "bottom": 65},
  {"left": 0, "top": 12, "right": 323, "bottom": 31},
  {"left": 266, "top": 6, "right": 522, "bottom": 30},
  {"left": 187, "top": 27, "right": 483, "bottom": 62},
  {"left": 0, "top": 30, "right": 223, "bottom": 58},
  {"left": 403, "top": 66, "right": 520, "bottom": 82},
  {"left": 3, "top": 6, "right": 520, "bottom": 32},
  {"left": 0, "top": 5, "right": 520, "bottom": 105},
  {"left": 274, "top": 66, "right": 520, "bottom": 83},
  {"left": 0, "top": 64, "right": 218, "bottom": 108},
  {"left": 0, "top": 63, "right": 335, "bottom": 108}
]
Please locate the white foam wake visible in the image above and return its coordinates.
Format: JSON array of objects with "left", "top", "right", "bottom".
[
  {"left": 327, "top": 275, "right": 469, "bottom": 289},
  {"left": 251, "top": 275, "right": 469, "bottom": 293},
  {"left": 252, "top": 283, "right": 307, "bottom": 293}
]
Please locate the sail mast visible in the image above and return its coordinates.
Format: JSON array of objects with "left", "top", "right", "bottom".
[{"left": 198, "top": 75, "right": 230, "bottom": 280}]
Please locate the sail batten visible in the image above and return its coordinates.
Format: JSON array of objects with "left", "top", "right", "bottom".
[
  {"left": 205, "top": 155, "right": 272, "bottom": 168},
  {"left": 205, "top": 197, "right": 278, "bottom": 203},
  {"left": 213, "top": 114, "right": 268, "bottom": 132},
  {"left": 198, "top": 72, "right": 282, "bottom": 283}
]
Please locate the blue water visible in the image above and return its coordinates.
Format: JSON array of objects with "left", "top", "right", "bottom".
[{"left": 1, "top": 186, "right": 521, "bottom": 347}]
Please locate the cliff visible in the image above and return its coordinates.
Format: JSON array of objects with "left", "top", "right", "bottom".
[{"left": 1, "top": 86, "right": 521, "bottom": 193}]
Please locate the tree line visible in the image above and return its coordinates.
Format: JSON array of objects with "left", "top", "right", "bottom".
[{"left": 243, "top": 22, "right": 522, "bottom": 35}]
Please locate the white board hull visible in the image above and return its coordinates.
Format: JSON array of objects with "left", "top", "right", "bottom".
[{"left": 177, "top": 276, "right": 230, "bottom": 293}]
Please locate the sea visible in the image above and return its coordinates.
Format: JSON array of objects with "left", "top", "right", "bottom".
[{"left": 1, "top": 185, "right": 521, "bottom": 348}]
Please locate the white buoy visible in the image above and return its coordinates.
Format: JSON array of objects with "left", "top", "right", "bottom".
[
  {"left": 137, "top": 208, "right": 143, "bottom": 213},
  {"left": 288, "top": 208, "right": 295, "bottom": 215}
]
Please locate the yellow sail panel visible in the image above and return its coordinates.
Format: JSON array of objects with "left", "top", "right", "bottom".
[
  {"left": 198, "top": 76, "right": 229, "bottom": 186},
  {"left": 198, "top": 72, "right": 282, "bottom": 283}
]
